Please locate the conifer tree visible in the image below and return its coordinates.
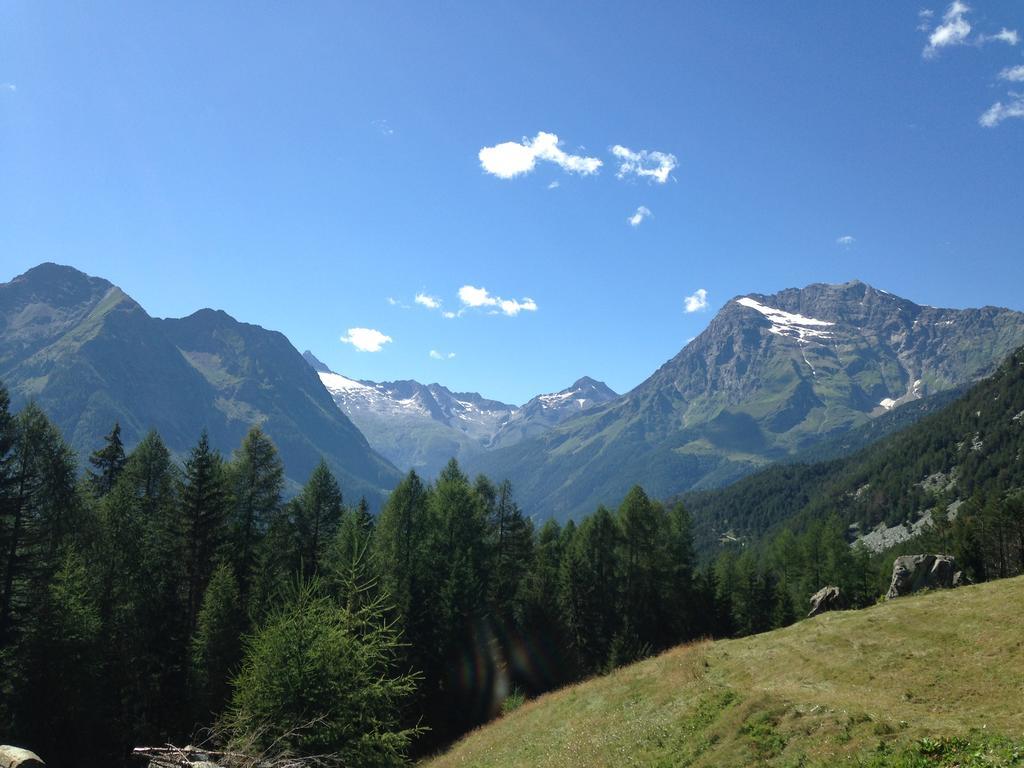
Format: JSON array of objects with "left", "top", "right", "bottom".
[
  {"left": 88, "top": 422, "right": 126, "bottom": 497},
  {"left": 561, "top": 505, "right": 620, "bottom": 673},
  {"left": 13, "top": 546, "right": 101, "bottom": 766},
  {"left": 293, "top": 459, "right": 344, "bottom": 577},
  {"left": 224, "top": 578, "right": 421, "bottom": 765},
  {"left": 181, "top": 431, "right": 229, "bottom": 631},
  {"left": 488, "top": 479, "right": 533, "bottom": 621},
  {"left": 228, "top": 427, "right": 283, "bottom": 600},
  {"left": 0, "top": 404, "right": 80, "bottom": 644},
  {"left": 191, "top": 561, "right": 244, "bottom": 720}
]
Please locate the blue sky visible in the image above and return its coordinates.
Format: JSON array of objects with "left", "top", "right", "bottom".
[{"left": 2, "top": 1, "right": 1023, "bottom": 404}]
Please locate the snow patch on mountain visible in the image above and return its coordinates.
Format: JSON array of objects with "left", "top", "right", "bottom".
[{"left": 735, "top": 297, "right": 834, "bottom": 341}]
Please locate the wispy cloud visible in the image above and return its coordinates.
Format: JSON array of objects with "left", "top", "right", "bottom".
[
  {"left": 429, "top": 350, "right": 456, "bottom": 360},
  {"left": 0, "top": 83, "right": 15, "bottom": 93},
  {"left": 921, "top": 2, "right": 1019, "bottom": 57},
  {"left": 479, "top": 132, "right": 602, "bottom": 179},
  {"left": 979, "top": 28, "right": 1019, "bottom": 45},
  {"left": 628, "top": 206, "right": 652, "bottom": 227},
  {"left": 458, "top": 285, "right": 538, "bottom": 316},
  {"left": 979, "top": 92, "right": 1024, "bottom": 127},
  {"left": 340, "top": 328, "right": 392, "bottom": 352},
  {"left": 837, "top": 235, "right": 856, "bottom": 246},
  {"left": 684, "top": 288, "right": 709, "bottom": 313},
  {"left": 999, "top": 64, "right": 1024, "bottom": 82},
  {"left": 547, "top": 180, "right": 560, "bottom": 189},
  {"left": 611, "top": 145, "right": 677, "bottom": 184},
  {"left": 414, "top": 292, "right": 442, "bottom": 310},
  {"left": 372, "top": 119, "right": 394, "bottom": 136}
]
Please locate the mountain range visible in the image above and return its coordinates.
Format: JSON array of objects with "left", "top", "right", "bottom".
[
  {"left": 4, "top": 266, "right": 1024, "bottom": 522},
  {"left": 304, "top": 350, "right": 618, "bottom": 478},
  {"left": 464, "top": 280, "right": 1024, "bottom": 521},
  {"left": 0, "top": 263, "right": 399, "bottom": 502}
]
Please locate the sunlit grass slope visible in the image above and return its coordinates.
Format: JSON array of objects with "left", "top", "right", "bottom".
[{"left": 426, "top": 576, "right": 1024, "bottom": 767}]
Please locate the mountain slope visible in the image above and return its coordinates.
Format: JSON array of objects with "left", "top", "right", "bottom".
[
  {"left": 306, "top": 352, "right": 617, "bottom": 477},
  {"left": 0, "top": 264, "right": 400, "bottom": 502},
  {"left": 682, "top": 342, "right": 1024, "bottom": 555},
  {"left": 429, "top": 576, "right": 1024, "bottom": 768},
  {"left": 467, "top": 281, "right": 1024, "bottom": 522}
]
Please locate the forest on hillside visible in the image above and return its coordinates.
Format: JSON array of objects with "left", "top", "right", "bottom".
[{"left": 1, "top": 366, "right": 1023, "bottom": 767}]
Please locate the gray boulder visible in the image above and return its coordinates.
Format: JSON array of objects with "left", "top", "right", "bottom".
[
  {"left": 886, "top": 554, "right": 959, "bottom": 599},
  {"left": 0, "top": 746, "right": 45, "bottom": 768},
  {"left": 808, "top": 585, "right": 845, "bottom": 617}
]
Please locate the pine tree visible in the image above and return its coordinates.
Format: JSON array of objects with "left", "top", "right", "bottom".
[
  {"left": 662, "top": 502, "right": 697, "bottom": 645},
  {"left": 224, "top": 578, "right": 421, "bottom": 764},
  {"left": 13, "top": 546, "right": 102, "bottom": 766},
  {"left": 561, "top": 505, "right": 620, "bottom": 673},
  {"left": 180, "top": 431, "right": 229, "bottom": 631},
  {"left": 88, "top": 422, "right": 126, "bottom": 497},
  {"left": 375, "top": 470, "right": 430, "bottom": 623},
  {"left": 0, "top": 404, "right": 80, "bottom": 645},
  {"left": 227, "top": 427, "right": 283, "bottom": 601},
  {"left": 191, "top": 561, "right": 244, "bottom": 720},
  {"left": 293, "top": 460, "right": 344, "bottom": 577},
  {"left": 616, "top": 486, "right": 667, "bottom": 654},
  {"left": 488, "top": 479, "right": 533, "bottom": 622}
]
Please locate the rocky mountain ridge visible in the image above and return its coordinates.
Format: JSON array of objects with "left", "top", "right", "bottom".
[
  {"left": 465, "top": 280, "right": 1024, "bottom": 521},
  {"left": 304, "top": 351, "right": 618, "bottom": 477},
  {"left": 0, "top": 263, "right": 400, "bottom": 503}
]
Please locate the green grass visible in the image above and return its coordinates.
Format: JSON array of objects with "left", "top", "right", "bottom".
[{"left": 425, "top": 576, "right": 1024, "bottom": 767}]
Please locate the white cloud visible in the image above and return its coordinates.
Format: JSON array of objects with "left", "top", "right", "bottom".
[
  {"left": 458, "top": 285, "right": 538, "bottom": 316},
  {"left": 0, "top": 83, "right": 15, "bottom": 92},
  {"left": 922, "top": 2, "right": 1019, "bottom": 56},
  {"left": 458, "top": 285, "right": 495, "bottom": 307},
  {"left": 923, "top": 1, "right": 972, "bottom": 57},
  {"left": 479, "top": 131, "right": 602, "bottom": 179},
  {"left": 442, "top": 310, "right": 457, "bottom": 319},
  {"left": 340, "top": 328, "right": 392, "bottom": 352},
  {"left": 979, "top": 93, "right": 1024, "bottom": 126},
  {"left": 499, "top": 298, "right": 537, "bottom": 316},
  {"left": 429, "top": 350, "right": 456, "bottom": 360},
  {"left": 372, "top": 119, "right": 394, "bottom": 136},
  {"left": 837, "top": 235, "right": 856, "bottom": 246},
  {"left": 628, "top": 206, "right": 652, "bottom": 227},
  {"left": 919, "top": 8, "right": 934, "bottom": 18},
  {"left": 414, "top": 292, "right": 442, "bottom": 310},
  {"left": 684, "top": 288, "right": 709, "bottom": 313},
  {"left": 611, "top": 145, "right": 677, "bottom": 184},
  {"left": 548, "top": 180, "right": 560, "bottom": 189},
  {"left": 980, "top": 28, "right": 1019, "bottom": 45},
  {"left": 999, "top": 64, "right": 1024, "bottom": 81}
]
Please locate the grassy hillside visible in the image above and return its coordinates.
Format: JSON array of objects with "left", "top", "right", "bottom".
[{"left": 427, "top": 576, "right": 1024, "bottom": 767}]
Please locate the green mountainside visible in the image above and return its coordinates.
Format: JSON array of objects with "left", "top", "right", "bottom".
[
  {"left": 428, "top": 576, "right": 1024, "bottom": 768},
  {"left": 0, "top": 263, "right": 399, "bottom": 502},
  {"left": 468, "top": 281, "right": 1024, "bottom": 522},
  {"left": 683, "top": 343, "right": 1024, "bottom": 555}
]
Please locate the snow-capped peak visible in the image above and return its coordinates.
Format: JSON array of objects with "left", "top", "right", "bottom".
[{"left": 320, "top": 370, "right": 374, "bottom": 394}]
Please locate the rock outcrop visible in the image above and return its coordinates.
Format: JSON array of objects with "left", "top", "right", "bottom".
[
  {"left": 0, "top": 746, "right": 45, "bottom": 768},
  {"left": 886, "top": 554, "right": 961, "bottom": 599},
  {"left": 807, "top": 585, "right": 845, "bottom": 617}
]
